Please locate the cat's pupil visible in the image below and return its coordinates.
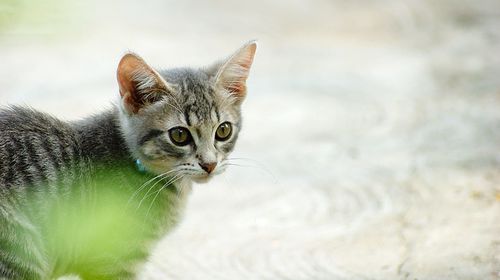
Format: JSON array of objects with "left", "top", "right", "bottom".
[
  {"left": 169, "top": 127, "right": 191, "bottom": 146},
  {"left": 215, "top": 122, "right": 232, "bottom": 141}
]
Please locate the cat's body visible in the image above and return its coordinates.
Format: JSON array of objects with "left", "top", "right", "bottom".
[
  {"left": 0, "top": 107, "right": 180, "bottom": 279},
  {"left": 0, "top": 42, "right": 256, "bottom": 279}
]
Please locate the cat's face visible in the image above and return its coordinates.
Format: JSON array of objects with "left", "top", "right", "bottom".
[{"left": 117, "top": 42, "right": 256, "bottom": 183}]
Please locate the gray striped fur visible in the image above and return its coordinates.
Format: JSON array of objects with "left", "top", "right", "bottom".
[{"left": 0, "top": 41, "right": 256, "bottom": 279}]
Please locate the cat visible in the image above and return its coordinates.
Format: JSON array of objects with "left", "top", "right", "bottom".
[{"left": 0, "top": 41, "right": 257, "bottom": 279}]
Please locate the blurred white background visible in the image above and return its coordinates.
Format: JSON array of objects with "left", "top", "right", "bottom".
[{"left": 1, "top": 0, "right": 499, "bottom": 279}]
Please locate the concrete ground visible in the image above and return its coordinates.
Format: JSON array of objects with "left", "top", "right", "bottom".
[{"left": 1, "top": 0, "right": 499, "bottom": 279}]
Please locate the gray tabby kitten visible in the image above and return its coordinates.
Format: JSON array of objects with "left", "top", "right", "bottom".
[{"left": 0, "top": 41, "right": 256, "bottom": 279}]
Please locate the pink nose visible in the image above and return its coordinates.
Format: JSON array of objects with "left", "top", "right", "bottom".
[{"left": 199, "top": 162, "right": 217, "bottom": 174}]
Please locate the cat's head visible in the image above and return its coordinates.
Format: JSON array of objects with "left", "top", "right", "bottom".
[{"left": 116, "top": 41, "right": 256, "bottom": 183}]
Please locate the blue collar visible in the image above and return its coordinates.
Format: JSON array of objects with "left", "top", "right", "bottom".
[{"left": 135, "top": 159, "right": 147, "bottom": 174}]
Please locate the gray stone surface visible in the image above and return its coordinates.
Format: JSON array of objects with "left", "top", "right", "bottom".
[{"left": 1, "top": 0, "right": 499, "bottom": 279}]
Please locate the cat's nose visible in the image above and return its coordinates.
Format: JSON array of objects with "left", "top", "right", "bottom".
[{"left": 199, "top": 162, "right": 217, "bottom": 174}]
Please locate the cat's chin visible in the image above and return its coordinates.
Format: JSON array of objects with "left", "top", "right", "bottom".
[{"left": 191, "top": 174, "right": 214, "bottom": 184}]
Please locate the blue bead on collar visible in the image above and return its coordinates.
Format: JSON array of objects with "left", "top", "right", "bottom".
[{"left": 135, "top": 159, "right": 147, "bottom": 173}]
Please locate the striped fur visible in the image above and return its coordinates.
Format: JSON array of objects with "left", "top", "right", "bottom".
[{"left": 0, "top": 41, "right": 256, "bottom": 279}]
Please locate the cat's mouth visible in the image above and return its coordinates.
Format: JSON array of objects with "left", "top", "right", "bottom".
[
  {"left": 190, "top": 167, "right": 226, "bottom": 183},
  {"left": 190, "top": 173, "right": 214, "bottom": 184}
]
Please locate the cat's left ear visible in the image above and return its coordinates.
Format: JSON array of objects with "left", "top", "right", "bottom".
[
  {"left": 117, "top": 53, "right": 173, "bottom": 115},
  {"left": 214, "top": 41, "right": 257, "bottom": 101}
]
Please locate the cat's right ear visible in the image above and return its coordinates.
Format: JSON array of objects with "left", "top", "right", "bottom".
[
  {"left": 214, "top": 41, "right": 257, "bottom": 101},
  {"left": 117, "top": 53, "right": 172, "bottom": 115}
]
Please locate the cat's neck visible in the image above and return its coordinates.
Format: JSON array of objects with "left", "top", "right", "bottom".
[{"left": 73, "top": 108, "right": 130, "bottom": 164}]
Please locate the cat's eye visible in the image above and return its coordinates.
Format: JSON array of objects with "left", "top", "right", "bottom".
[
  {"left": 215, "top": 122, "right": 232, "bottom": 141},
  {"left": 168, "top": 127, "right": 192, "bottom": 146}
]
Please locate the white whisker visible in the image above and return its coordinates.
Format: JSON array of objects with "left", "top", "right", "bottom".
[
  {"left": 128, "top": 168, "right": 179, "bottom": 205},
  {"left": 145, "top": 174, "right": 184, "bottom": 218},
  {"left": 222, "top": 158, "right": 278, "bottom": 183},
  {"left": 136, "top": 168, "right": 181, "bottom": 210}
]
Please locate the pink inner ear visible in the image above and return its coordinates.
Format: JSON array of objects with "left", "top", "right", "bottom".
[
  {"left": 226, "top": 82, "right": 246, "bottom": 96},
  {"left": 117, "top": 57, "right": 141, "bottom": 113},
  {"left": 117, "top": 53, "right": 161, "bottom": 114},
  {"left": 122, "top": 92, "right": 140, "bottom": 114},
  {"left": 117, "top": 54, "right": 144, "bottom": 98},
  {"left": 239, "top": 43, "right": 256, "bottom": 70},
  {"left": 220, "top": 43, "right": 257, "bottom": 98}
]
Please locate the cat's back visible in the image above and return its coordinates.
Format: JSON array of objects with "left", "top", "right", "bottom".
[
  {"left": 0, "top": 106, "right": 69, "bottom": 133},
  {"left": 0, "top": 106, "right": 80, "bottom": 188}
]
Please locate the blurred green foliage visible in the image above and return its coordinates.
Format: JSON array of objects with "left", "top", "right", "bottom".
[
  {"left": 0, "top": 0, "right": 76, "bottom": 34},
  {"left": 46, "top": 189, "right": 146, "bottom": 276},
  {"left": 5, "top": 162, "right": 178, "bottom": 279}
]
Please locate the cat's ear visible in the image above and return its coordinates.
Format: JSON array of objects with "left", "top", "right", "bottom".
[
  {"left": 214, "top": 41, "right": 257, "bottom": 100},
  {"left": 117, "top": 53, "right": 173, "bottom": 114}
]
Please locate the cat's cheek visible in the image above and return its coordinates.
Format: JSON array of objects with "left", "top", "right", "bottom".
[
  {"left": 141, "top": 158, "right": 177, "bottom": 175},
  {"left": 218, "top": 142, "right": 236, "bottom": 154},
  {"left": 139, "top": 142, "right": 167, "bottom": 160}
]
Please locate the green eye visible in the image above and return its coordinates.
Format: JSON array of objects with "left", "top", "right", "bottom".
[
  {"left": 168, "top": 127, "right": 192, "bottom": 146},
  {"left": 215, "top": 122, "right": 232, "bottom": 141}
]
